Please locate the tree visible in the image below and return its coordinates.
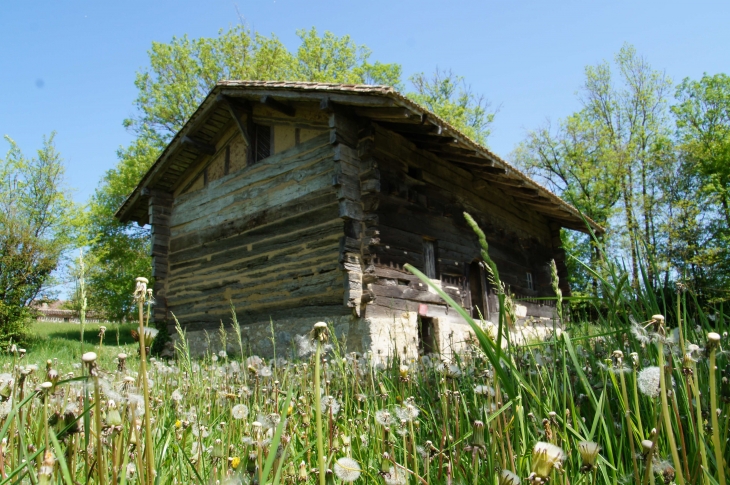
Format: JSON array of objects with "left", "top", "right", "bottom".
[
  {"left": 0, "top": 134, "right": 77, "bottom": 342},
  {"left": 86, "top": 139, "right": 156, "bottom": 321},
  {"left": 516, "top": 44, "right": 673, "bottom": 291},
  {"left": 408, "top": 69, "right": 494, "bottom": 145},
  {"left": 670, "top": 73, "right": 730, "bottom": 298}
]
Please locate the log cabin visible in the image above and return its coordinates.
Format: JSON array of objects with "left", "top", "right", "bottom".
[{"left": 116, "top": 81, "right": 601, "bottom": 359}]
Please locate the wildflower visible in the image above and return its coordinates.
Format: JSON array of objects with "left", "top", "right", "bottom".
[
  {"left": 375, "top": 409, "right": 396, "bottom": 426},
  {"left": 577, "top": 441, "right": 601, "bottom": 473},
  {"left": 707, "top": 332, "right": 721, "bottom": 350},
  {"left": 499, "top": 469, "right": 521, "bottom": 485},
  {"left": 0, "top": 373, "right": 13, "bottom": 399},
  {"left": 0, "top": 399, "right": 12, "bottom": 419},
  {"left": 333, "top": 457, "right": 361, "bottom": 482},
  {"left": 218, "top": 350, "right": 227, "bottom": 359},
  {"left": 321, "top": 395, "right": 341, "bottom": 415},
  {"left": 231, "top": 456, "right": 241, "bottom": 469},
  {"left": 106, "top": 400, "right": 122, "bottom": 426},
  {"left": 311, "top": 321, "right": 329, "bottom": 343},
  {"left": 126, "top": 462, "right": 137, "bottom": 479},
  {"left": 295, "top": 334, "right": 316, "bottom": 357},
  {"left": 637, "top": 367, "right": 662, "bottom": 398},
  {"left": 298, "top": 461, "right": 308, "bottom": 481},
  {"left": 530, "top": 441, "right": 565, "bottom": 479},
  {"left": 171, "top": 389, "right": 183, "bottom": 402},
  {"left": 258, "top": 366, "right": 273, "bottom": 378},
  {"left": 82, "top": 352, "right": 97, "bottom": 363},
  {"left": 474, "top": 384, "right": 495, "bottom": 397},
  {"left": 38, "top": 451, "right": 55, "bottom": 485},
  {"left": 395, "top": 404, "right": 419, "bottom": 422},
  {"left": 470, "top": 420, "right": 486, "bottom": 448},
  {"left": 133, "top": 277, "right": 148, "bottom": 302},
  {"left": 232, "top": 404, "right": 249, "bottom": 420},
  {"left": 383, "top": 466, "right": 406, "bottom": 485}
]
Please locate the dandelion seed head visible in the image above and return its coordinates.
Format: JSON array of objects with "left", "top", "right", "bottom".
[
  {"left": 375, "top": 409, "right": 396, "bottom": 426},
  {"left": 637, "top": 367, "right": 662, "bottom": 398},
  {"left": 384, "top": 467, "right": 406, "bottom": 485},
  {"left": 320, "top": 395, "right": 340, "bottom": 415},
  {"left": 232, "top": 404, "right": 249, "bottom": 420},
  {"left": 333, "top": 457, "right": 361, "bottom": 482}
]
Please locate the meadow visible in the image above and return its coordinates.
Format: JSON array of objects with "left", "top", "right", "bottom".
[{"left": 1, "top": 245, "right": 729, "bottom": 485}]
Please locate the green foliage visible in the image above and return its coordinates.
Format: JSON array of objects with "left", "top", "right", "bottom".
[
  {"left": 0, "top": 134, "right": 78, "bottom": 343},
  {"left": 671, "top": 73, "right": 730, "bottom": 299},
  {"left": 125, "top": 25, "right": 403, "bottom": 144},
  {"left": 516, "top": 44, "right": 677, "bottom": 291},
  {"left": 408, "top": 68, "right": 494, "bottom": 144},
  {"left": 86, "top": 139, "right": 155, "bottom": 322}
]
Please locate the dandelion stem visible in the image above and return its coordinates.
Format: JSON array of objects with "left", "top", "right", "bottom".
[
  {"left": 137, "top": 296, "right": 154, "bottom": 485},
  {"left": 708, "top": 338, "right": 726, "bottom": 484},
  {"left": 619, "top": 370, "right": 640, "bottom": 484},
  {"left": 690, "top": 364, "right": 710, "bottom": 485},
  {"left": 657, "top": 338, "right": 684, "bottom": 484},
  {"left": 314, "top": 338, "right": 326, "bottom": 485}
]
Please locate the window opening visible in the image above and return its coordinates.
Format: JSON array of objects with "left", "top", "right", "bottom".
[
  {"left": 408, "top": 166, "right": 423, "bottom": 180},
  {"left": 252, "top": 123, "right": 272, "bottom": 163},
  {"left": 526, "top": 272, "right": 534, "bottom": 291},
  {"left": 418, "top": 316, "right": 437, "bottom": 355}
]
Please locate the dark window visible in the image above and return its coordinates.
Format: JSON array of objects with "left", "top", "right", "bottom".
[
  {"left": 408, "top": 166, "right": 423, "bottom": 180},
  {"left": 252, "top": 123, "right": 272, "bottom": 163},
  {"left": 423, "top": 239, "right": 438, "bottom": 279},
  {"left": 526, "top": 272, "right": 534, "bottom": 291}
]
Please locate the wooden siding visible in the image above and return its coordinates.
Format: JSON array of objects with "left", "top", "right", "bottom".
[
  {"left": 362, "top": 125, "right": 563, "bottom": 321},
  {"left": 164, "top": 133, "right": 344, "bottom": 328}
]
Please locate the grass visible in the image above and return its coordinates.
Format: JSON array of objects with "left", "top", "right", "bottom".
[
  {"left": 0, "top": 218, "right": 728, "bottom": 485},
  {"left": 0, "top": 321, "right": 138, "bottom": 368}
]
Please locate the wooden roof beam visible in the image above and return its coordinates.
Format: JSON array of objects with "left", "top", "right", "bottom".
[
  {"left": 217, "top": 94, "right": 251, "bottom": 146},
  {"left": 377, "top": 121, "right": 443, "bottom": 135},
  {"left": 260, "top": 95, "right": 296, "bottom": 117},
  {"left": 181, "top": 136, "right": 215, "bottom": 156}
]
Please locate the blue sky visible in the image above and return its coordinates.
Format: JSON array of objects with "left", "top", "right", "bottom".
[{"left": 1, "top": 1, "right": 729, "bottom": 204}]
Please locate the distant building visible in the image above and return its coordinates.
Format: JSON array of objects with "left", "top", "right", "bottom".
[
  {"left": 34, "top": 301, "right": 108, "bottom": 323},
  {"left": 116, "top": 81, "right": 602, "bottom": 358}
]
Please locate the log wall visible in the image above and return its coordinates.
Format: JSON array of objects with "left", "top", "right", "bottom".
[
  {"left": 164, "top": 132, "right": 346, "bottom": 333},
  {"left": 358, "top": 125, "right": 566, "bottom": 356}
]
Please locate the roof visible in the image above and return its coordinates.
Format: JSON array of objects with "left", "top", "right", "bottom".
[{"left": 116, "top": 80, "right": 602, "bottom": 234}]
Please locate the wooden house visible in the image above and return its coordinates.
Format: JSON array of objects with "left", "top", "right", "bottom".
[{"left": 116, "top": 81, "right": 601, "bottom": 358}]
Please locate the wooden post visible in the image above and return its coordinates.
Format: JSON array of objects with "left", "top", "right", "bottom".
[{"left": 148, "top": 190, "right": 173, "bottom": 325}]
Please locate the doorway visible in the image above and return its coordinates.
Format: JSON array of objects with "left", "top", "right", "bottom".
[
  {"left": 468, "top": 261, "right": 488, "bottom": 319},
  {"left": 418, "top": 316, "right": 438, "bottom": 355}
]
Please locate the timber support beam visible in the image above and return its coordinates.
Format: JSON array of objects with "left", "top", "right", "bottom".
[
  {"left": 260, "top": 95, "right": 296, "bottom": 117},
  {"left": 217, "top": 94, "right": 251, "bottom": 146},
  {"left": 182, "top": 136, "right": 216, "bottom": 156}
]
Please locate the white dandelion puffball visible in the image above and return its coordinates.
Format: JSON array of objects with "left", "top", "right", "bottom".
[
  {"left": 384, "top": 467, "right": 406, "bottom": 485},
  {"left": 637, "top": 366, "right": 662, "bottom": 398},
  {"left": 395, "top": 404, "right": 419, "bottom": 422},
  {"left": 375, "top": 409, "right": 396, "bottom": 426},
  {"left": 320, "top": 395, "right": 341, "bottom": 415},
  {"left": 333, "top": 457, "right": 361, "bottom": 482},
  {"left": 232, "top": 404, "right": 249, "bottom": 420}
]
